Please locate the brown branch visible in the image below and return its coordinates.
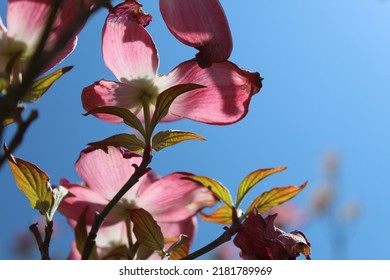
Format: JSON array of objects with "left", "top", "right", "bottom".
[
  {"left": 81, "top": 144, "right": 153, "bottom": 260},
  {"left": 29, "top": 221, "right": 53, "bottom": 260}
]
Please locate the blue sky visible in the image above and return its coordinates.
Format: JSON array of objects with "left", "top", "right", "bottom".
[{"left": 1, "top": 0, "right": 390, "bottom": 259}]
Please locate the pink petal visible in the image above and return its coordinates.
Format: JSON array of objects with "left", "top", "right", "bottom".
[
  {"left": 58, "top": 179, "right": 114, "bottom": 225},
  {"left": 74, "top": 146, "right": 143, "bottom": 200},
  {"left": 159, "top": 217, "right": 196, "bottom": 242},
  {"left": 155, "top": 60, "right": 262, "bottom": 125},
  {"left": 82, "top": 79, "right": 145, "bottom": 123},
  {"left": 136, "top": 172, "right": 217, "bottom": 222},
  {"left": 103, "top": 2, "right": 158, "bottom": 81},
  {"left": 7, "top": 0, "right": 86, "bottom": 73},
  {"left": 160, "top": 0, "right": 232, "bottom": 67},
  {"left": 67, "top": 222, "right": 128, "bottom": 260}
]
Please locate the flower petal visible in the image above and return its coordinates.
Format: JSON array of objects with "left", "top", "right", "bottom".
[
  {"left": 7, "top": 0, "right": 86, "bottom": 73},
  {"left": 155, "top": 60, "right": 262, "bottom": 125},
  {"left": 82, "top": 79, "right": 145, "bottom": 123},
  {"left": 103, "top": 2, "right": 158, "bottom": 82},
  {"left": 136, "top": 172, "right": 217, "bottom": 222},
  {"left": 74, "top": 146, "right": 143, "bottom": 199},
  {"left": 58, "top": 179, "right": 113, "bottom": 225},
  {"left": 67, "top": 222, "right": 128, "bottom": 260},
  {"left": 160, "top": 0, "right": 232, "bottom": 67}
]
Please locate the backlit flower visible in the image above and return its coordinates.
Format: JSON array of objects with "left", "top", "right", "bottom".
[
  {"left": 82, "top": 2, "right": 262, "bottom": 125},
  {"left": 159, "top": 0, "right": 232, "bottom": 68},
  {"left": 59, "top": 146, "right": 217, "bottom": 259},
  {"left": 0, "top": 0, "right": 89, "bottom": 84}
]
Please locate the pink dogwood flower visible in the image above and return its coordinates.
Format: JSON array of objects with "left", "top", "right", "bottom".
[
  {"left": 233, "top": 209, "right": 311, "bottom": 260},
  {"left": 59, "top": 146, "right": 217, "bottom": 259},
  {"left": 82, "top": 2, "right": 262, "bottom": 125},
  {"left": 159, "top": 0, "right": 232, "bottom": 68},
  {"left": 0, "top": 0, "right": 89, "bottom": 84}
]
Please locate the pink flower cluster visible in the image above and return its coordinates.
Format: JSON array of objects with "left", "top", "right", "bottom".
[{"left": 56, "top": 1, "right": 263, "bottom": 259}]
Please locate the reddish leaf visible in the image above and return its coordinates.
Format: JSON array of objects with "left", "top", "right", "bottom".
[{"left": 129, "top": 208, "right": 164, "bottom": 252}]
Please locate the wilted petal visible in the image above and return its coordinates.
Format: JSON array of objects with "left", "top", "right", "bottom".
[
  {"left": 103, "top": 2, "right": 158, "bottom": 82},
  {"left": 136, "top": 172, "right": 218, "bottom": 222},
  {"left": 155, "top": 60, "right": 262, "bottom": 125},
  {"left": 82, "top": 79, "right": 145, "bottom": 123},
  {"left": 160, "top": 0, "right": 232, "bottom": 67},
  {"left": 233, "top": 209, "right": 311, "bottom": 260}
]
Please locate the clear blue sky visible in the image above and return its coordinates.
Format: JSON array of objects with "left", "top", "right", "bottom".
[{"left": 1, "top": 0, "right": 390, "bottom": 259}]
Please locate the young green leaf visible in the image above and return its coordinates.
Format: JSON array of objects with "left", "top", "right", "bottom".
[
  {"left": 200, "top": 205, "right": 233, "bottom": 225},
  {"left": 236, "top": 167, "right": 287, "bottom": 208},
  {"left": 129, "top": 208, "right": 165, "bottom": 252},
  {"left": 84, "top": 106, "right": 145, "bottom": 138},
  {"left": 244, "top": 182, "right": 308, "bottom": 217},
  {"left": 6, "top": 147, "right": 52, "bottom": 216},
  {"left": 152, "top": 130, "right": 205, "bottom": 151},
  {"left": 185, "top": 175, "right": 233, "bottom": 207},
  {"left": 150, "top": 84, "right": 205, "bottom": 130},
  {"left": 75, "top": 207, "right": 98, "bottom": 260},
  {"left": 47, "top": 185, "right": 69, "bottom": 222},
  {"left": 88, "top": 133, "right": 145, "bottom": 152},
  {"left": 22, "top": 66, "right": 73, "bottom": 103}
]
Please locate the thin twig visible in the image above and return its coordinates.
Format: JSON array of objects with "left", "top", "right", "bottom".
[
  {"left": 29, "top": 221, "right": 53, "bottom": 260},
  {"left": 181, "top": 207, "right": 241, "bottom": 260},
  {"left": 0, "top": 110, "right": 38, "bottom": 168},
  {"left": 180, "top": 230, "right": 233, "bottom": 260}
]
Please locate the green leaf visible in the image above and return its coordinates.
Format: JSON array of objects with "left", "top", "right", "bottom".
[
  {"left": 22, "top": 66, "right": 73, "bottom": 103},
  {"left": 129, "top": 208, "right": 165, "bottom": 252},
  {"left": 75, "top": 207, "right": 98, "bottom": 260},
  {"left": 84, "top": 106, "right": 145, "bottom": 138},
  {"left": 244, "top": 182, "right": 308, "bottom": 217},
  {"left": 6, "top": 146, "right": 52, "bottom": 216},
  {"left": 236, "top": 167, "right": 287, "bottom": 208},
  {"left": 185, "top": 175, "right": 233, "bottom": 207},
  {"left": 150, "top": 84, "right": 205, "bottom": 130},
  {"left": 88, "top": 133, "right": 144, "bottom": 152},
  {"left": 152, "top": 130, "right": 205, "bottom": 151},
  {"left": 200, "top": 205, "right": 233, "bottom": 225}
]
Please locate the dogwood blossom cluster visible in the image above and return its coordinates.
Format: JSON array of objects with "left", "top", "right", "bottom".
[{"left": 2, "top": 0, "right": 311, "bottom": 260}]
